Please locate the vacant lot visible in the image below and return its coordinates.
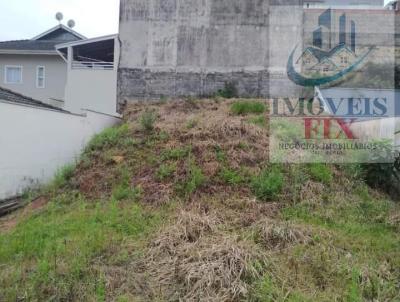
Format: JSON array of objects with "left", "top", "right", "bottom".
[{"left": 1, "top": 99, "right": 399, "bottom": 301}]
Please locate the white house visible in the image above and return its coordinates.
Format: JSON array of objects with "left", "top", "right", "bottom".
[
  {"left": 0, "top": 24, "right": 85, "bottom": 108},
  {"left": 0, "top": 26, "right": 121, "bottom": 201},
  {"left": 56, "top": 35, "right": 119, "bottom": 116}
]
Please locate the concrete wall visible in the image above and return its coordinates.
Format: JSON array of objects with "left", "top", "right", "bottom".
[
  {"left": 0, "top": 100, "right": 120, "bottom": 200},
  {"left": 0, "top": 54, "right": 67, "bottom": 106},
  {"left": 64, "top": 68, "right": 118, "bottom": 115},
  {"left": 118, "top": 0, "right": 396, "bottom": 103},
  {"left": 118, "top": 0, "right": 276, "bottom": 101}
]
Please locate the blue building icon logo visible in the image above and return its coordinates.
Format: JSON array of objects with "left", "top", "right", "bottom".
[{"left": 287, "top": 9, "right": 373, "bottom": 87}]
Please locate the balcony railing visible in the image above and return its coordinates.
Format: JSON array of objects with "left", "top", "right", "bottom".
[{"left": 71, "top": 61, "right": 114, "bottom": 70}]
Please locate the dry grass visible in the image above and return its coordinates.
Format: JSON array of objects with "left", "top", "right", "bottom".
[
  {"left": 105, "top": 208, "right": 268, "bottom": 301},
  {"left": 256, "top": 219, "right": 313, "bottom": 250}
]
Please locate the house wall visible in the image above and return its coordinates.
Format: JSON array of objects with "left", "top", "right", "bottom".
[
  {"left": 64, "top": 68, "right": 118, "bottom": 115},
  {"left": 0, "top": 100, "right": 120, "bottom": 200},
  {"left": 0, "top": 54, "right": 67, "bottom": 106}
]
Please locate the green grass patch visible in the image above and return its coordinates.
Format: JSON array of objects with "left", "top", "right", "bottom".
[
  {"left": 156, "top": 163, "right": 177, "bottom": 181},
  {"left": 140, "top": 109, "right": 157, "bottom": 132},
  {"left": 231, "top": 101, "right": 266, "bottom": 115},
  {"left": 308, "top": 163, "right": 333, "bottom": 184},
  {"left": 161, "top": 147, "right": 191, "bottom": 161},
  {"left": 49, "top": 164, "right": 75, "bottom": 190},
  {"left": 214, "top": 145, "right": 227, "bottom": 163},
  {"left": 279, "top": 192, "right": 400, "bottom": 302},
  {"left": 248, "top": 115, "right": 267, "bottom": 128},
  {"left": 251, "top": 166, "right": 284, "bottom": 201},
  {"left": 176, "top": 158, "right": 206, "bottom": 196},
  {"left": 85, "top": 123, "right": 133, "bottom": 153},
  {"left": 0, "top": 194, "right": 163, "bottom": 301},
  {"left": 219, "top": 168, "right": 246, "bottom": 185},
  {"left": 111, "top": 166, "right": 140, "bottom": 201}
]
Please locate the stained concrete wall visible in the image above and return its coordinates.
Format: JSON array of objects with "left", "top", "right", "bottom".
[
  {"left": 118, "top": 0, "right": 396, "bottom": 104},
  {"left": 118, "top": 0, "right": 278, "bottom": 101}
]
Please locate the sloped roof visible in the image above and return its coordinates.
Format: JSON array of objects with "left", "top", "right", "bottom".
[
  {"left": 305, "top": 47, "right": 330, "bottom": 61},
  {"left": 0, "top": 24, "right": 85, "bottom": 55},
  {"left": 0, "top": 86, "right": 64, "bottom": 111},
  {"left": 0, "top": 40, "right": 61, "bottom": 53}
]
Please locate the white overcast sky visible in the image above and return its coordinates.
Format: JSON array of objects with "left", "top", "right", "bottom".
[
  {"left": 0, "top": 0, "right": 393, "bottom": 41},
  {"left": 0, "top": 0, "right": 120, "bottom": 41}
]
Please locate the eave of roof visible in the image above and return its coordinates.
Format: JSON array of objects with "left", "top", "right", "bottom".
[
  {"left": 0, "top": 49, "right": 58, "bottom": 55},
  {"left": 55, "top": 34, "right": 118, "bottom": 49}
]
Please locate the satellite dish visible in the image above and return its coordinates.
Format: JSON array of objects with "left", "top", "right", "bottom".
[
  {"left": 67, "top": 19, "right": 76, "bottom": 29},
  {"left": 55, "top": 12, "right": 63, "bottom": 22}
]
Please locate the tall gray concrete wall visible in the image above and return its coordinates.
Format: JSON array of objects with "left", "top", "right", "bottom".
[
  {"left": 118, "top": 0, "right": 276, "bottom": 102},
  {"left": 117, "top": 0, "right": 395, "bottom": 105}
]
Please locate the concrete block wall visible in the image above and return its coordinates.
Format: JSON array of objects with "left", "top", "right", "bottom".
[
  {"left": 117, "top": 0, "right": 397, "bottom": 105},
  {"left": 118, "top": 0, "right": 277, "bottom": 102}
]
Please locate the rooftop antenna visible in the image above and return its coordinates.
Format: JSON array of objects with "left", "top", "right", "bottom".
[
  {"left": 55, "top": 12, "right": 63, "bottom": 24},
  {"left": 67, "top": 19, "right": 76, "bottom": 29}
]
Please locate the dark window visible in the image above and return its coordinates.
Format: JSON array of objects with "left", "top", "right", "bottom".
[
  {"left": 351, "top": 21, "right": 356, "bottom": 52},
  {"left": 339, "top": 14, "right": 347, "bottom": 45},
  {"left": 313, "top": 28, "right": 322, "bottom": 49}
]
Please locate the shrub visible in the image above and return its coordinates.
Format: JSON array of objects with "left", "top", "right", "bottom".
[
  {"left": 308, "top": 163, "right": 333, "bottom": 185},
  {"left": 361, "top": 141, "right": 400, "bottom": 198},
  {"left": 112, "top": 184, "right": 140, "bottom": 201},
  {"left": 50, "top": 164, "right": 75, "bottom": 190},
  {"left": 231, "top": 101, "right": 266, "bottom": 115},
  {"left": 112, "top": 166, "right": 140, "bottom": 201},
  {"left": 217, "top": 82, "right": 238, "bottom": 99},
  {"left": 140, "top": 109, "right": 157, "bottom": 132},
  {"left": 251, "top": 167, "right": 284, "bottom": 201},
  {"left": 214, "top": 145, "right": 226, "bottom": 163},
  {"left": 162, "top": 147, "right": 191, "bottom": 161},
  {"left": 220, "top": 168, "right": 245, "bottom": 185},
  {"left": 178, "top": 159, "right": 206, "bottom": 196},
  {"left": 156, "top": 163, "right": 177, "bottom": 181}
]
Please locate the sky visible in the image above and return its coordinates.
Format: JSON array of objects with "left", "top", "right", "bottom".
[
  {"left": 0, "top": 0, "right": 120, "bottom": 41},
  {"left": 0, "top": 0, "right": 393, "bottom": 41}
]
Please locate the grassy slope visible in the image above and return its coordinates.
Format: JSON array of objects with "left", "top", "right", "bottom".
[{"left": 0, "top": 99, "right": 399, "bottom": 302}]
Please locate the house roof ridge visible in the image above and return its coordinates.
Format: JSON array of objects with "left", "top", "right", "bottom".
[{"left": 32, "top": 24, "right": 86, "bottom": 41}]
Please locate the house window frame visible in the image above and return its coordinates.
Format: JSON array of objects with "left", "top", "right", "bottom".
[
  {"left": 4, "top": 65, "right": 23, "bottom": 84},
  {"left": 36, "top": 66, "right": 45, "bottom": 89}
]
